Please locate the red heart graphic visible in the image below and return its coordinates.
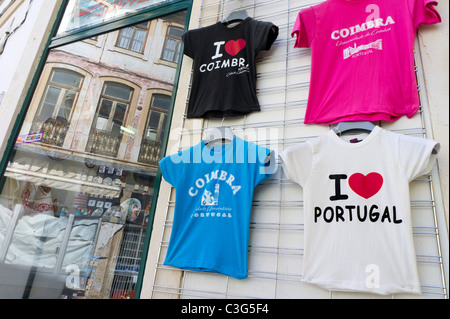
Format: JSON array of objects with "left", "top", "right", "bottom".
[
  {"left": 225, "top": 39, "right": 247, "bottom": 56},
  {"left": 349, "top": 173, "right": 383, "bottom": 199}
]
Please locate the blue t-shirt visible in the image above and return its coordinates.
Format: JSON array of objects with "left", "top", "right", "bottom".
[{"left": 159, "top": 137, "right": 274, "bottom": 279}]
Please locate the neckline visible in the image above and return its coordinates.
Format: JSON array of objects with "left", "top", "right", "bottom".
[
  {"left": 335, "top": 0, "right": 369, "bottom": 4},
  {"left": 216, "top": 17, "right": 251, "bottom": 31},
  {"left": 201, "top": 136, "right": 237, "bottom": 159},
  {"left": 328, "top": 125, "right": 381, "bottom": 148}
]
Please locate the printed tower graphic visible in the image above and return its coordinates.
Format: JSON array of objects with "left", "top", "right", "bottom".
[{"left": 201, "top": 183, "right": 220, "bottom": 206}]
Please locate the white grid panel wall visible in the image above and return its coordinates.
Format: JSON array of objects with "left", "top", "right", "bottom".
[{"left": 150, "top": 0, "right": 448, "bottom": 299}]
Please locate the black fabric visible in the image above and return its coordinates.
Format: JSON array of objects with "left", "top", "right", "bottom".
[{"left": 182, "top": 18, "right": 279, "bottom": 119}]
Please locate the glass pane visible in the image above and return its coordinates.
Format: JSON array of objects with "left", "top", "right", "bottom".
[
  {"left": 57, "top": 0, "right": 173, "bottom": 36},
  {"left": 40, "top": 87, "right": 61, "bottom": 120},
  {"left": 148, "top": 112, "right": 161, "bottom": 130},
  {"left": 57, "top": 90, "right": 77, "bottom": 119},
  {"left": 52, "top": 70, "right": 82, "bottom": 88},
  {"left": 138, "top": 93, "right": 170, "bottom": 164},
  {"left": 168, "top": 27, "right": 183, "bottom": 38},
  {"left": 152, "top": 95, "right": 171, "bottom": 111},
  {"left": 137, "top": 21, "right": 149, "bottom": 28},
  {"left": 162, "top": 38, "right": 177, "bottom": 62},
  {"left": 113, "top": 103, "right": 127, "bottom": 126},
  {"left": 130, "top": 29, "right": 146, "bottom": 53},
  {"left": 95, "top": 117, "right": 109, "bottom": 131},
  {"left": 159, "top": 114, "right": 167, "bottom": 142},
  {"left": 98, "top": 99, "right": 113, "bottom": 119},
  {"left": 174, "top": 42, "right": 181, "bottom": 63},
  {"left": 0, "top": 10, "right": 187, "bottom": 299},
  {"left": 145, "top": 112, "right": 161, "bottom": 141},
  {"left": 117, "top": 27, "right": 133, "bottom": 50},
  {"left": 104, "top": 83, "right": 132, "bottom": 101}
]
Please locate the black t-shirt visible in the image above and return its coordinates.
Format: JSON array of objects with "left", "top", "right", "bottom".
[{"left": 182, "top": 18, "right": 279, "bottom": 119}]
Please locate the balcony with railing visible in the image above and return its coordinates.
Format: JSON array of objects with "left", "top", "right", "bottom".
[
  {"left": 87, "top": 131, "right": 121, "bottom": 158},
  {"left": 138, "top": 139, "right": 162, "bottom": 165}
]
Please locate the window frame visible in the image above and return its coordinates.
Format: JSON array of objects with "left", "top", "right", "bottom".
[
  {"left": 94, "top": 81, "right": 133, "bottom": 133},
  {"left": 138, "top": 93, "right": 171, "bottom": 165},
  {"left": 145, "top": 94, "right": 171, "bottom": 142},
  {"left": 115, "top": 21, "right": 150, "bottom": 54},
  {"left": 86, "top": 81, "right": 134, "bottom": 157},
  {"left": 0, "top": 0, "right": 194, "bottom": 299},
  {"left": 31, "top": 68, "right": 84, "bottom": 132},
  {"left": 161, "top": 25, "right": 183, "bottom": 63}
]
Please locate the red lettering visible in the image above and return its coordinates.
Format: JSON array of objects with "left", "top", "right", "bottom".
[
  {"left": 75, "top": 1, "right": 104, "bottom": 17},
  {"left": 75, "top": 0, "right": 153, "bottom": 18}
]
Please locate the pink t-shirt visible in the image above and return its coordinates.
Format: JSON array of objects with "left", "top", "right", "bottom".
[{"left": 292, "top": 0, "right": 441, "bottom": 125}]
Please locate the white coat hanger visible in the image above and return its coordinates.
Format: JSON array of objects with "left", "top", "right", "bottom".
[
  {"left": 333, "top": 121, "right": 376, "bottom": 136},
  {"left": 220, "top": 10, "right": 249, "bottom": 24},
  {"left": 220, "top": 0, "right": 249, "bottom": 25},
  {"left": 204, "top": 126, "right": 235, "bottom": 146},
  {"left": 432, "top": 143, "right": 440, "bottom": 155},
  {"left": 333, "top": 121, "right": 439, "bottom": 154}
]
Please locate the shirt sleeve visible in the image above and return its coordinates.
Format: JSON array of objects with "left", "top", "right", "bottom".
[
  {"left": 408, "top": 0, "right": 441, "bottom": 29},
  {"left": 255, "top": 147, "right": 276, "bottom": 186},
  {"left": 291, "top": 7, "right": 316, "bottom": 48},
  {"left": 181, "top": 30, "right": 195, "bottom": 58},
  {"left": 159, "top": 152, "right": 184, "bottom": 188},
  {"left": 254, "top": 20, "right": 279, "bottom": 53},
  {"left": 279, "top": 142, "right": 313, "bottom": 187},
  {"left": 397, "top": 134, "right": 440, "bottom": 182}
]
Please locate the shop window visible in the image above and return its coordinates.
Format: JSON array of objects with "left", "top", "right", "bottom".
[
  {"left": 161, "top": 26, "right": 183, "bottom": 63},
  {"left": 109, "top": 223, "right": 146, "bottom": 299},
  {"left": 86, "top": 82, "right": 133, "bottom": 158},
  {"left": 31, "top": 68, "right": 83, "bottom": 146},
  {"left": 138, "top": 94, "right": 170, "bottom": 165},
  {"left": 0, "top": 7, "right": 188, "bottom": 300},
  {"left": 116, "top": 21, "right": 149, "bottom": 54}
]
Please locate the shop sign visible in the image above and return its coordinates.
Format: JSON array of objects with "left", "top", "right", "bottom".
[
  {"left": 58, "top": 0, "right": 174, "bottom": 35},
  {"left": 16, "top": 132, "right": 43, "bottom": 145}
]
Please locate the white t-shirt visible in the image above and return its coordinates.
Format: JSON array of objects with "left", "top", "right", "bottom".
[{"left": 280, "top": 126, "right": 439, "bottom": 295}]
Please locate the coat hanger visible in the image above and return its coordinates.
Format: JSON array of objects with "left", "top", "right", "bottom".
[
  {"left": 220, "top": 1, "right": 249, "bottom": 25},
  {"left": 333, "top": 121, "right": 376, "bottom": 136},
  {"left": 333, "top": 121, "right": 439, "bottom": 154},
  {"left": 220, "top": 10, "right": 249, "bottom": 25},
  {"left": 432, "top": 143, "right": 440, "bottom": 155},
  {"left": 204, "top": 126, "right": 235, "bottom": 146}
]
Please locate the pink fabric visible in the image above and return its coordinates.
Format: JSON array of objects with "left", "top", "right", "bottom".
[{"left": 292, "top": 0, "right": 441, "bottom": 125}]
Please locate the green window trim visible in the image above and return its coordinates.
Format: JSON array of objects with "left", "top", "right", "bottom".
[
  {"left": 0, "top": 0, "right": 193, "bottom": 299},
  {"left": 50, "top": 0, "right": 192, "bottom": 49}
]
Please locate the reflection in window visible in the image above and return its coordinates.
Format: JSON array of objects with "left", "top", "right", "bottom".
[
  {"left": 116, "top": 22, "right": 149, "bottom": 53},
  {"left": 138, "top": 94, "right": 170, "bottom": 164},
  {"left": 86, "top": 82, "right": 133, "bottom": 157},
  {"left": 32, "top": 68, "right": 83, "bottom": 146},
  {"left": 0, "top": 8, "right": 188, "bottom": 300},
  {"left": 161, "top": 26, "right": 183, "bottom": 63}
]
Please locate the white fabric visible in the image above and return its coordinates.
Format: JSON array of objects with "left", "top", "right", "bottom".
[
  {"left": 280, "top": 126, "right": 438, "bottom": 295},
  {"left": 0, "top": 206, "right": 98, "bottom": 269}
]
